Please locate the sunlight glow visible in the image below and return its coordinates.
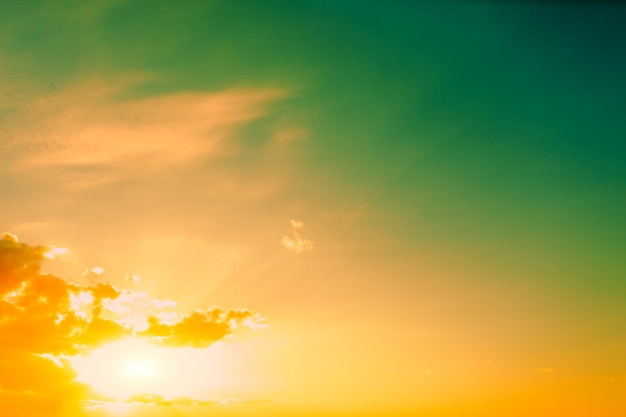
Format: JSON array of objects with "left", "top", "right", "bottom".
[
  {"left": 124, "top": 357, "right": 156, "bottom": 380},
  {"left": 69, "top": 338, "right": 228, "bottom": 401},
  {"left": 70, "top": 339, "right": 162, "bottom": 400}
]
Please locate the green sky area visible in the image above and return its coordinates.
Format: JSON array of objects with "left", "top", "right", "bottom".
[
  {"left": 1, "top": 0, "right": 625, "bottom": 412},
  {"left": 5, "top": 1, "right": 623, "bottom": 298}
]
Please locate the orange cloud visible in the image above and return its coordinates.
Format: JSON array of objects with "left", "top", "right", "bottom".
[
  {"left": 3, "top": 75, "right": 285, "bottom": 188},
  {"left": 139, "top": 306, "right": 263, "bottom": 348}
]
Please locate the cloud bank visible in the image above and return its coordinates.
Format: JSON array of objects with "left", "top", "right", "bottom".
[{"left": 0, "top": 232, "right": 265, "bottom": 411}]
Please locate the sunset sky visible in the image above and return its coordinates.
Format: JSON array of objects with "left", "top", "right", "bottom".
[{"left": 1, "top": 1, "right": 625, "bottom": 416}]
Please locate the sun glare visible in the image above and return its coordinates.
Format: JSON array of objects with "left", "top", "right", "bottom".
[
  {"left": 70, "top": 339, "right": 161, "bottom": 400},
  {"left": 69, "top": 338, "right": 228, "bottom": 401},
  {"left": 124, "top": 357, "right": 156, "bottom": 380}
]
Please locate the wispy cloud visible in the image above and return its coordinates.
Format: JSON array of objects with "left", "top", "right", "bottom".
[
  {"left": 281, "top": 219, "right": 313, "bottom": 255},
  {"left": 2, "top": 75, "right": 285, "bottom": 188}
]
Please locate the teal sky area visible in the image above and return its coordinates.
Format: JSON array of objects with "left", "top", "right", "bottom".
[{"left": 1, "top": 0, "right": 625, "bottom": 414}]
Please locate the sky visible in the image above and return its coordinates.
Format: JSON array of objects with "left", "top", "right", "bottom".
[{"left": 1, "top": 0, "right": 625, "bottom": 416}]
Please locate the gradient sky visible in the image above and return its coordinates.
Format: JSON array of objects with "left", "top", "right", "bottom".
[{"left": 1, "top": 1, "right": 625, "bottom": 416}]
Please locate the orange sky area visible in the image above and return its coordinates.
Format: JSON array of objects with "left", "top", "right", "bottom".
[{"left": 1, "top": 232, "right": 625, "bottom": 417}]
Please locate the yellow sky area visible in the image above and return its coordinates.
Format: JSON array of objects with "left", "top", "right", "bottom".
[{"left": 2, "top": 229, "right": 625, "bottom": 416}]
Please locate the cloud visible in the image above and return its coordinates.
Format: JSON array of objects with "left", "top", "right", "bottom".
[
  {"left": 125, "top": 274, "right": 141, "bottom": 284},
  {"left": 281, "top": 219, "right": 313, "bottom": 255},
  {"left": 139, "top": 306, "right": 264, "bottom": 348},
  {"left": 0, "top": 233, "right": 265, "bottom": 409},
  {"left": 42, "top": 246, "right": 69, "bottom": 260},
  {"left": 0, "top": 232, "right": 49, "bottom": 294},
  {"left": 81, "top": 266, "right": 104, "bottom": 281},
  {"left": 290, "top": 219, "right": 304, "bottom": 230},
  {"left": 2, "top": 75, "right": 285, "bottom": 188},
  {"left": 1, "top": 232, "right": 19, "bottom": 243}
]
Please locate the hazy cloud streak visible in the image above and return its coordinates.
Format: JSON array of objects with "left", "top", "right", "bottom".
[{"left": 1, "top": 76, "right": 285, "bottom": 188}]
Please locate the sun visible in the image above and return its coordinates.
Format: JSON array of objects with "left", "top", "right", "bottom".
[
  {"left": 70, "top": 339, "right": 163, "bottom": 400},
  {"left": 68, "top": 338, "right": 227, "bottom": 401},
  {"left": 123, "top": 356, "right": 156, "bottom": 380}
]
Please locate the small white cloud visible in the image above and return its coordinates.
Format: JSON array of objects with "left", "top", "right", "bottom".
[
  {"left": 290, "top": 219, "right": 304, "bottom": 230},
  {"left": 125, "top": 274, "right": 141, "bottom": 284},
  {"left": 43, "top": 246, "right": 69, "bottom": 260},
  {"left": 82, "top": 266, "right": 104, "bottom": 280},
  {"left": 92, "top": 266, "right": 104, "bottom": 274},
  {"left": 281, "top": 219, "right": 313, "bottom": 255},
  {"left": 243, "top": 315, "right": 269, "bottom": 331}
]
